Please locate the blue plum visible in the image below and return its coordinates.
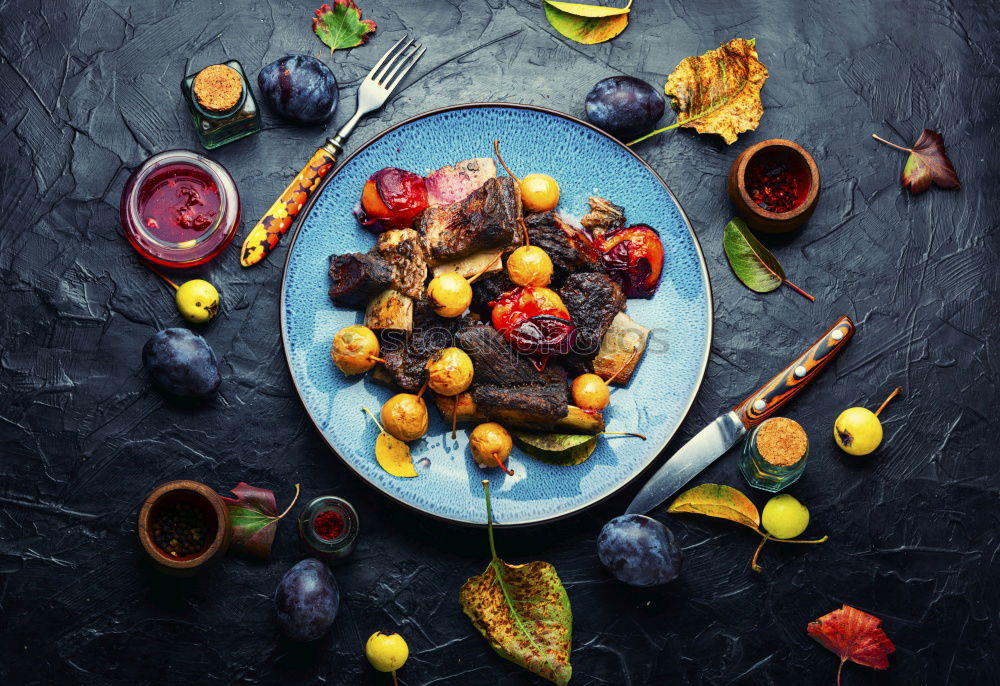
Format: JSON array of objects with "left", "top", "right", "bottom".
[
  {"left": 585, "top": 76, "right": 665, "bottom": 141},
  {"left": 275, "top": 559, "right": 340, "bottom": 641},
  {"left": 142, "top": 328, "right": 220, "bottom": 398},
  {"left": 258, "top": 54, "right": 338, "bottom": 124},
  {"left": 597, "top": 514, "right": 682, "bottom": 587}
]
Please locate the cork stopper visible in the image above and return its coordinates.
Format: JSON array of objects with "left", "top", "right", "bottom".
[
  {"left": 756, "top": 417, "right": 807, "bottom": 466},
  {"left": 192, "top": 64, "right": 243, "bottom": 113}
]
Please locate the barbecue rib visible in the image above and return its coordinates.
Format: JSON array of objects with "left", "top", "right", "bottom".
[
  {"left": 474, "top": 367, "right": 568, "bottom": 426},
  {"left": 524, "top": 211, "right": 600, "bottom": 284},
  {"left": 418, "top": 177, "right": 521, "bottom": 265},
  {"left": 328, "top": 252, "right": 394, "bottom": 309},
  {"left": 560, "top": 272, "right": 626, "bottom": 356},
  {"left": 454, "top": 321, "right": 539, "bottom": 388},
  {"left": 469, "top": 270, "right": 515, "bottom": 318}
]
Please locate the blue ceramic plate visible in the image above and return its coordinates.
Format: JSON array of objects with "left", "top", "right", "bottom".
[{"left": 281, "top": 104, "right": 711, "bottom": 526}]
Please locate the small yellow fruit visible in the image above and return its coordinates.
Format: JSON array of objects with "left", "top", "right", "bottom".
[
  {"left": 380, "top": 393, "right": 428, "bottom": 442},
  {"left": 833, "top": 407, "right": 883, "bottom": 456},
  {"left": 332, "top": 325, "right": 380, "bottom": 375},
  {"left": 761, "top": 494, "right": 809, "bottom": 539},
  {"left": 426, "top": 272, "right": 472, "bottom": 318},
  {"left": 365, "top": 631, "right": 409, "bottom": 673},
  {"left": 571, "top": 373, "right": 610, "bottom": 411},
  {"left": 507, "top": 245, "right": 553, "bottom": 287},
  {"left": 469, "top": 422, "right": 513, "bottom": 469},
  {"left": 426, "top": 347, "right": 474, "bottom": 396},
  {"left": 175, "top": 279, "right": 219, "bottom": 323},
  {"left": 519, "top": 173, "right": 560, "bottom": 213}
]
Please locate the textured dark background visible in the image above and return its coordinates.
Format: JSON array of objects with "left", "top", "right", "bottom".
[{"left": 2, "top": 0, "right": 998, "bottom": 684}]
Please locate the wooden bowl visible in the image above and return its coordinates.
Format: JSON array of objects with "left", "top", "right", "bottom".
[
  {"left": 727, "top": 139, "right": 819, "bottom": 233},
  {"left": 138, "top": 480, "right": 230, "bottom": 575}
]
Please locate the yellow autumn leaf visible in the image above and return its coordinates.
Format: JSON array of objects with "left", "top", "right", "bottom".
[
  {"left": 543, "top": 0, "right": 632, "bottom": 45},
  {"left": 375, "top": 431, "right": 417, "bottom": 478},
  {"left": 667, "top": 483, "right": 761, "bottom": 531}
]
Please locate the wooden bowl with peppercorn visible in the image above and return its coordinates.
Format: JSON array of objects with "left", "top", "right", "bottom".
[
  {"left": 727, "top": 139, "right": 820, "bottom": 233},
  {"left": 138, "top": 480, "right": 230, "bottom": 575}
]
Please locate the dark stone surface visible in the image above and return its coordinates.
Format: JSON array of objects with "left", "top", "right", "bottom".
[{"left": 1, "top": 1, "right": 997, "bottom": 684}]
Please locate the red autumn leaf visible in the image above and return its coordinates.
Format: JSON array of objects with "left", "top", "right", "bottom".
[
  {"left": 872, "top": 128, "right": 960, "bottom": 195},
  {"left": 221, "top": 482, "right": 299, "bottom": 558},
  {"left": 807, "top": 605, "right": 896, "bottom": 685}
]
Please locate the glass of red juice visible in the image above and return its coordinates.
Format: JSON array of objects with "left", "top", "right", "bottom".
[{"left": 120, "top": 150, "right": 239, "bottom": 267}]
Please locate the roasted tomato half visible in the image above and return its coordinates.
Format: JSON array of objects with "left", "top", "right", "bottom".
[
  {"left": 355, "top": 167, "right": 428, "bottom": 233},
  {"left": 491, "top": 286, "right": 576, "bottom": 357},
  {"left": 596, "top": 224, "right": 664, "bottom": 298}
]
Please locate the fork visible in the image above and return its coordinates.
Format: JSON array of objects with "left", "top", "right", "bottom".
[{"left": 240, "top": 36, "right": 427, "bottom": 267}]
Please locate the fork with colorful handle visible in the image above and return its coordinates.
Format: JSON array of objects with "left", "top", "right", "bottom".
[{"left": 240, "top": 36, "right": 426, "bottom": 267}]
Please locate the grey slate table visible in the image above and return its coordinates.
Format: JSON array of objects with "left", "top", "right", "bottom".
[{"left": 2, "top": 1, "right": 998, "bottom": 684}]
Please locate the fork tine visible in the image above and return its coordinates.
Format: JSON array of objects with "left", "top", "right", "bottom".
[
  {"left": 366, "top": 36, "right": 407, "bottom": 82},
  {"left": 373, "top": 38, "right": 414, "bottom": 84},
  {"left": 383, "top": 44, "right": 425, "bottom": 93}
]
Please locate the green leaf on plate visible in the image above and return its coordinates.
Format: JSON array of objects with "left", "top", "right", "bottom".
[
  {"left": 512, "top": 431, "right": 598, "bottom": 466},
  {"left": 221, "top": 482, "right": 300, "bottom": 558},
  {"left": 312, "top": 1, "right": 376, "bottom": 53},
  {"left": 543, "top": 0, "right": 632, "bottom": 45},
  {"left": 460, "top": 480, "right": 573, "bottom": 685}
]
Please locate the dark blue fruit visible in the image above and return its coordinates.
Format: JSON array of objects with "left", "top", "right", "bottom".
[
  {"left": 275, "top": 559, "right": 340, "bottom": 641},
  {"left": 142, "top": 328, "right": 221, "bottom": 398},
  {"left": 585, "top": 76, "right": 665, "bottom": 141},
  {"left": 258, "top": 54, "right": 338, "bottom": 124},
  {"left": 597, "top": 514, "right": 682, "bottom": 587}
]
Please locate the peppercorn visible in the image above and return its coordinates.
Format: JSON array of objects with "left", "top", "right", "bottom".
[{"left": 151, "top": 501, "right": 209, "bottom": 557}]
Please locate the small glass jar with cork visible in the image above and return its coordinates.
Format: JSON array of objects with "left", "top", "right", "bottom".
[
  {"left": 181, "top": 61, "right": 261, "bottom": 149},
  {"left": 738, "top": 417, "right": 809, "bottom": 492}
]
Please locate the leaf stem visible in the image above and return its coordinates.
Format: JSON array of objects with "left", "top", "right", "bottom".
[
  {"left": 481, "top": 480, "right": 499, "bottom": 561},
  {"left": 782, "top": 278, "right": 815, "bottom": 302},
  {"left": 600, "top": 431, "right": 647, "bottom": 440},
  {"left": 837, "top": 657, "right": 845, "bottom": 686},
  {"left": 871, "top": 133, "right": 913, "bottom": 154},
  {"left": 275, "top": 484, "right": 301, "bottom": 522},
  {"left": 627, "top": 121, "right": 681, "bottom": 146},
  {"left": 751, "top": 534, "right": 769, "bottom": 573},
  {"left": 874, "top": 387, "right": 903, "bottom": 417},
  {"left": 772, "top": 535, "right": 829, "bottom": 545}
]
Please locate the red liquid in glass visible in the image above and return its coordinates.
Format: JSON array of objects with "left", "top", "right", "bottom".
[{"left": 137, "top": 164, "right": 221, "bottom": 242}]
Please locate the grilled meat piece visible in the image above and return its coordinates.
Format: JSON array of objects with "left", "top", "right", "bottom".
[
  {"left": 418, "top": 177, "right": 521, "bottom": 265},
  {"left": 469, "top": 270, "right": 515, "bottom": 318},
  {"left": 379, "top": 299, "right": 465, "bottom": 391},
  {"left": 474, "top": 366, "right": 568, "bottom": 422},
  {"left": 580, "top": 196, "right": 625, "bottom": 236},
  {"left": 455, "top": 321, "right": 539, "bottom": 388},
  {"left": 425, "top": 158, "right": 497, "bottom": 206},
  {"left": 328, "top": 252, "right": 394, "bottom": 309},
  {"left": 560, "top": 272, "right": 626, "bottom": 356},
  {"left": 371, "top": 228, "right": 428, "bottom": 299},
  {"left": 524, "top": 212, "right": 601, "bottom": 284}
]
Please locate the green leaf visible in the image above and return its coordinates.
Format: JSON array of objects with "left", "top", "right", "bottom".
[
  {"left": 460, "top": 481, "right": 573, "bottom": 685},
  {"left": 543, "top": 0, "right": 631, "bottom": 45},
  {"left": 667, "top": 483, "right": 762, "bottom": 532},
  {"left": 723, "top": 217, "right": 785, "bottom": 293},
  {"left": 512, "top": 431, "right": 598, "bottom": 466},
  {"left": 312, "top": 1, "right": 376, "bottom": 53},
  {"left": 221, "top": 483, "right": 300, "bottom": 558}
]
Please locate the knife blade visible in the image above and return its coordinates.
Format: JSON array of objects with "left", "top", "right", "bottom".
[{"left": 625, "top": 315, "right": 856, "bottom": 515}]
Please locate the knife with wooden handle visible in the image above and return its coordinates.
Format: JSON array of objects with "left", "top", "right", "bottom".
[{"left": 625, "top": 315, "right": 855, "bottom": 514}]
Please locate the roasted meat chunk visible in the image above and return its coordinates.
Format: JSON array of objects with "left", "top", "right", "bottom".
[
  {"left": 560, "top": 272, "right": 626, "bottom": 356},
  {"left": 418, "top": 177, "right": 521, "bottom": 265},
  {"left": 580, "top": 196, "right": 625, "bottom": 235},
  {"left": 455, "top": 321, "right": 539, "bottom": 388},
  {"left": 524, "top": 212, "right": 601, "bottom": 284},
  {"left": 371, "top": 228, "right": 428, "bottom": 299},
  {"left": 474, "top": 367, "right": 568, "bottom": 425},
  {"left": 328, "top": 252, "right": 394, "bottom": 309},
  {"left": 379, "top": 299, "right": 465, "bottom": 391},
  {"left": 425, "top": 158, "right": 497, "bottom": 206},
  {"left": 469, "top": 270, "right": 515, "bottom": 318}
]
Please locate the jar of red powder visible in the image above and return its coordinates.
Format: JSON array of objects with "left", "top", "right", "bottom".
[{"left": 297, "top": 496, "right": 359, "bottom": 562}]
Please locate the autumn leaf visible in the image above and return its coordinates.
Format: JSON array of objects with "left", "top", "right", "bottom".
[
  {"left": 808, "top": 605, "right": 896, "bottom": 685},
  {"left": 221, "top": 483, "right": 300, "bottom": 558},
  {"left": 543, "top": 0, "right": 632, "bottom": 45},
  {"left": 667, "top": 483, "right": 827, "bottom": 573},
  {"left": 312, "top": 1, "right": 376, "bottom": 53},
  {"left": 363, "top": 408, "right": 418, "bottom": 478},
  {"left": 872, "top": 129, "right": 960, "bottom": 195},
  {"left": 631, "top": 37, "right": 768, "bottom": 145},
  {"left": 512, "top": 431, "right": 598, "bottom": 466},
  {"left": 460, "top": 480, "right": 572, "bottom": 685},
  {"left": 667, "top": 483, "right": 761, "bottom": 531},
  {"left": 724, "top": 218, "right": 814, "bottom": 301}
]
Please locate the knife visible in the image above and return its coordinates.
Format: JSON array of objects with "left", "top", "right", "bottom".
[{"left": 625, "top": 315, "right": 855, "bottom": 515}]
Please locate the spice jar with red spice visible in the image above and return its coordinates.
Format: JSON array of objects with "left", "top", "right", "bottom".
[
  {"left": 297, "top": 496, "right": 359, "bottom": 562},
  {"left": 738, "top": 417, "right": 809, "bottom": 492}
]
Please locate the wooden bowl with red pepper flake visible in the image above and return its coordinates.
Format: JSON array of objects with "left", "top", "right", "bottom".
[
  {"left": 137, "top": 480, "right": 231, "bottom": 575},
  {"left": 727, "top": 139, "right": 820, "bottom": 233}
]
